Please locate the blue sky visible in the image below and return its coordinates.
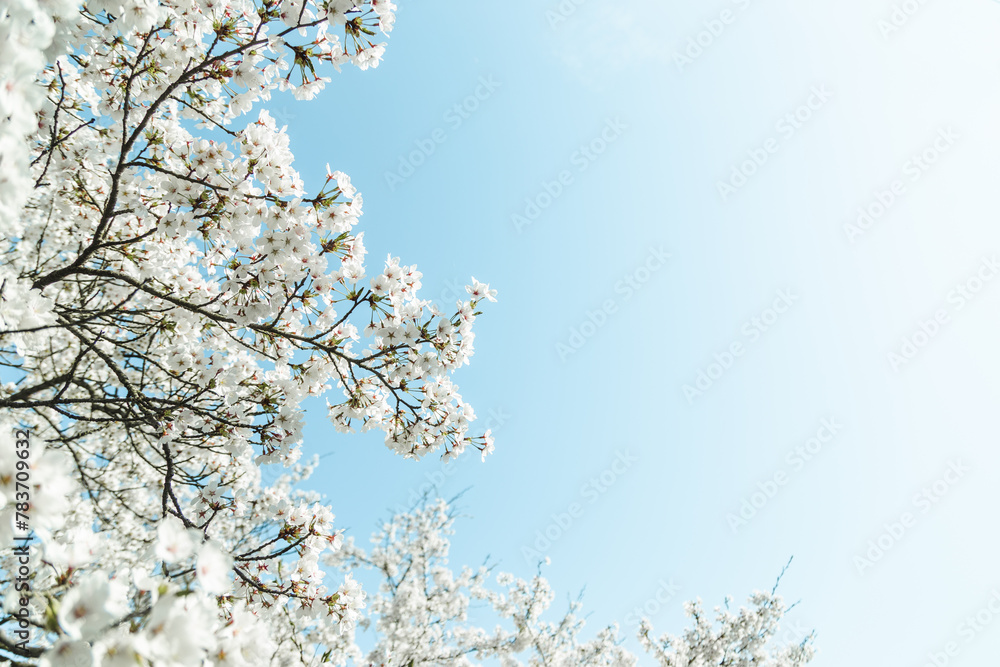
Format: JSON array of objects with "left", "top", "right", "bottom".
[{"left": 268, "top": 1, "right": 1000, "bottom": 663}]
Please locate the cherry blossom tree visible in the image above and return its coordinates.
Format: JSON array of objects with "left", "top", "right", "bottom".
[
  {"left": 331, "top": 497, "right": 816, "bottom": 666},
  {"left": 0, "top": 0, "right": 816, "bottom": 664}
]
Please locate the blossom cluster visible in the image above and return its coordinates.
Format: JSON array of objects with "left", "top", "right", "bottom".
[
  {"left": 0, "top": 0, "right": 817, "bottom": 663},
  {"left": 327, "top": 498, "right": 815, "bottom": 667},
  {"left": 0, "top": 0, "right": 77, "bottom": 229},
  {"left": 0, "top": 0, "right": 501, "bottom": 662}
]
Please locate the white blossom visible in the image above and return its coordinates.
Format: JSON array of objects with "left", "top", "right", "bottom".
[
  {"left": 0, "top": 0, "right": 816, "bottom": 664},
  {"left": 196, "top": 541, "right": 234, "bottom": 594}
]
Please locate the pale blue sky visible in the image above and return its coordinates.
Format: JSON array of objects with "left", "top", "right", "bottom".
[{"left": 271, "top": 1, "right": 1000, "bottom": 663}]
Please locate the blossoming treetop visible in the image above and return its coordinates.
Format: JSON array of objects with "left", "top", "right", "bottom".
[{"left": 0, "top": 0, "right": 815, "bottom": 663}]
